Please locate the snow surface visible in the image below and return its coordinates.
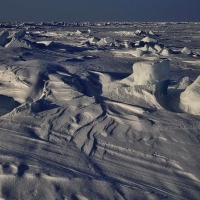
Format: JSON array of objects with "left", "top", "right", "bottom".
[
  {"left": 0, "top": 30, "right": 9, "bottom": 46},
  {"left": 0, "top": 22, "right": 200, "bottom": 200},
  {"left": 180, "top": 76, "right": 200, "bottom": 114},
  {"left": 141, "top": 36, "right": 157, "bottom": 44},
  {"left": 182, "top": 46, "right": 193, "bottom": 55},
  {"left": 132, "top": 60, "right": 170, "bottom": 85}
]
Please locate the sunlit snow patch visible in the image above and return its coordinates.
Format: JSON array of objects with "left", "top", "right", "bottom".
[
  {"left": 180, "top": 75, "right": 200, "bottom": 115},
  {"left": 181, "top": 47, "right": 193, "bottom": 55}
]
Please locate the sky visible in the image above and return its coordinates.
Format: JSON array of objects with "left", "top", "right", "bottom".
[{"left": 0, "top": 0, "right": 200, "bottom": 22}]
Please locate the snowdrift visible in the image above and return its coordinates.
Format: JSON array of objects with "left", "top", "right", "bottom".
[
  {"left": 180, "top": 75, "right": 200, "bottom": 115},
  {"left": 0, "top": 23, "right": 200, "bottom": 200},
  {"left": 132, "top": 60, "right": 170, "bottom": 85}
]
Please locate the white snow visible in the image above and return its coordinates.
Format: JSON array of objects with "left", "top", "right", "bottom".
[
  {"left": 112, "top": 49, "right": 144, "bottom": 58},
  {"left": 180, "top": 75, "right": 200, "bottom": 114},
  {"left": 154, "top": 44, "right": 163, "bottom": 53},
  {"left": 88, "top": 37, "right": 100, "bottom": 45},
  {"left": 132, "top": 60, "right": 170, "bottom": 85},
  {"left": 141, "top": 36, "right": 157, "bottom": 44},
  {"left": 181, "top": 47, "right": 193, "bottom": 55},
  {"left": 0, "top": 23, "right": 200, "bottom": 200},
  {"left": 97, "top": 36, "right": 115, "bottom": 46},
  {"left": 160, "top": 48, "right": 173, "bottom": 56},
  {"left": 5, "top": 37, "right": 31, "bottom": 48},
  {"left": 148, "top": 30, "right": 155, "bottom": 35},
  {"left": 75, "top": 30, "right": 82, "bottom": 35},
  {"left": 175, "top": 76, "right": 192, "bottom": 89},
  {"left": 135, "top": 29, "right": 144, "bottom": 36}
]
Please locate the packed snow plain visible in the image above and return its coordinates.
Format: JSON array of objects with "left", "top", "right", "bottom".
[{"left": 0, "top": 22, "right": 200, "bottom": 199}]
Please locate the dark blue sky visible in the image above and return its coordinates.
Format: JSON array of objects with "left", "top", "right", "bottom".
[{"left": 0, "top": 0, "right": 200, "bottom": 22}]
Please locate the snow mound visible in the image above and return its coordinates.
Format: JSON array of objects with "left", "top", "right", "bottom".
[
  {"left": 181, "top": 47, "right": 193, "bottom": 55},
  {"left": 97, "top": 36, "right": 115, "bottom": 46},
  {"left": 180, "top": 76, "right": 200, "bottom": 115},
  {"left": 0, "top": 30, "right": 9, "bottom": 46},
  {"left": 5, "top": 37, "right": 32, "bottom": 49},
  {"left": 112, "top": 49, "right": 144, "bottom": 58},
  {"left": 139, "top": 44, "right": 157, "bottom": 53},
  {"left": 135, "top": 30, "right": 145, "bottom": 36},
  {"left": 148, "top": 31, "right": 155, "bottom": 35},
  {"left": 175, "top": 76, "right": 192, "bottom": 90},
  {"left": 0, "top": 66, "right": 44, "bottom": 103},
  {"left": 154, "top": 44, "right": 164, "bottom": 53},
  {"left": 123, "top": 40, "right": 134, "bottom": 48},
  {"left": 88, "top": 37, "right": 100, "bottom": 45},
  {"left": 128, "top": 49, "right": 144, "bottom": 57},
  {"left": 138, "top": 44, "right": 149, "bottom": 52},
  {"left": 141, "top": 36, "right": 157, "bottom": 44},
  {"left": 133, "top": 60, "right": 170, "bottom": 85},
  {"left": 75, "top": 30, "right": 82, "bottom": 35},
  {"left": 120, "top": 60, "right": 170, "bottom": 102},
  {"left": 161, "top": 48, "right": 173, "bottom": 56}
]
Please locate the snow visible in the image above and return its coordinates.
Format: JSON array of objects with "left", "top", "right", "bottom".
[
  {"left": 141, "top": 36, "right": 157, "bottom": 44},
  {"left": 123, "top": 40, "right": 134, "bottom": 48},
  {"left": 154, "top": 44, "right": 163, "bottom": 53},
  {"left": 5, "top": 37, "right": 32, "bottom": 49},
  {"left": 0, "top": 22, "right": 200, "bottom": 200},
  {"left": 181, "top": 46, "right": 193, "bottom": 55},
  {"left": 97, "top": 36, "right": 115, "bottom": 46},
  {"left": 112, "top": 49, "right": 144, "bottom": 58},
  {"left": 180, "top": 75, "right": 200, "bottom": 114},
  {"left": 36, "top": 40, "right": 55, "bottom": 47},
  {"left": 160, "top": 48, "right": 173, "bottom": 56},
  {"left": 135, "top": 29, "right": 145, "bottom": 36},
  {"left": 148, "top": 30, "right": 155, "bottom": 35},
  {"left": 175, "top": 76, "right": 192, "bottom": 89},
  {"left": 132, "top": 60, "right": 170, "bottom": 85},
  {"left": 88, "top": 37, "right": 100, "bottom": 45}
]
